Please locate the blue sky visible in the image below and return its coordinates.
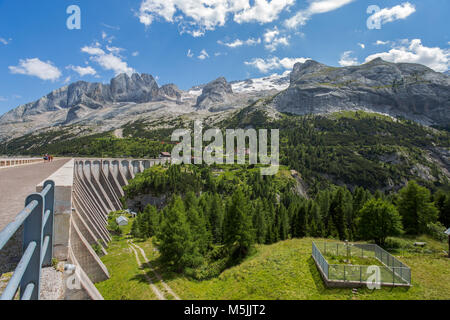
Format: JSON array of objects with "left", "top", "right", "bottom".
[{"left": 0, "top": 0, "right": 448, "bottom": 116}]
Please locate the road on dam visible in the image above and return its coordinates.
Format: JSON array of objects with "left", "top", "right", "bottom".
[{"left": 0, "top": 158, "right": 70, "bottom": 231}]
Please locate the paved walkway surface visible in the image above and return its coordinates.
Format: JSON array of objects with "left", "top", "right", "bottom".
[{"left": 0, "top": 158, "right": 70, "bottom": 231}]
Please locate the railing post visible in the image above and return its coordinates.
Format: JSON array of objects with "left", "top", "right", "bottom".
[
  {"left": 20, "top": 194, "right": 44, "bottom": 300},
  {"left": 42, "top": 180, "right": 55, "bottom": 267},
  {"left": 360, "top": 266, "right": 362, "bottom": 283},
  {"left": 344, "top": 265, "right": 346, "bottom": 282}
]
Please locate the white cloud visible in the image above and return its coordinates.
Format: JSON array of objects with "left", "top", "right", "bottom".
[
  {"left": 358, "top": 43, "right": 365, "bottom": 49},
  {"left": 106, "top": 45, "right": 125, "bottom": 54},
  {"left": 0, "top": 37, "right": 11, "bottom": 45},
  {"left": 101, "top": 31, "right": 115, "bottom": 44},
  {"left": 218, "top": 37, "right": 261, "bottom": 48},
  {"left": 132, "top": 51, "right": 140, "bottom": 57},
  {"left": 285, "top": 0, "right": 355, "bottom": 28},
  {"left": 367, "top": 2, "right": 415, "bottom": 27},
  {"left": 245, "top": 56, "right": 310, "bottom": 73},
  {"left": 375, "top": 40, "right": 390, "bottom": 46},
  {"left": 263, "top": 27, "right": 290, "bottom": 52},
  {"left": 81, "top": 45, "right": 135, "bottom": 75},
  {"left": 81, "top": 46, "right": 105, "bottom": 55},
  {"left": 365, "top": 39, "right": 449, "bottom": 72},
  {"left": 339, "top": 51, "right": 359, "bottom": 66},
  {"left": 68, "top": 65, "right": 97, "bottom": 77},
  {"left": 234, "top": 0, "right": 295, "bottom": 24},
  {"left": 9, "top": 58, "right": 62, "bottom": 81},
  {"left": 198, "top": 49, "right": 209, "bottom": 60},
  {"left": 64, "top": 76, "right": 72, "bottom": 84},
  {"left": 0, "top": 96, "right": 7, "bottom": 102},
  {"left": 137, "top": 0, "right": 294, "bottom": 36},
  {"left": 187, "top": 49, "right": 194, "bottom": 58}
]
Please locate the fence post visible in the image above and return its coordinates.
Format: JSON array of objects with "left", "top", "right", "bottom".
[
  {"left": 42, "top": 181, "right": 55, "bottom": 267},
  {"left": 360, "top": 266, "right": 362, "bottom": 283},
  {"left": 337, "top": 243, "right": 339, "bottom": 256},
  {"left": 393, "top": 267, "right": 395, "bottom": 285},
  {"left": 344, "top": 265, "right": 346, "bottom": 282},
  {"left": 20, "top": 194, "right": 44, "bottom": 300}
]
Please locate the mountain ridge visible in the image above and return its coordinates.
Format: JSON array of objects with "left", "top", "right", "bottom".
[
  {"left": 0, "top": 58, "right": 449, "bottom": 142},
  {"left": 273, "top": 58, "right": 450, "bottom": 126}
]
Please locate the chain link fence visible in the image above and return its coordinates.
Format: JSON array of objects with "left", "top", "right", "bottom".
[{"left": 312, "top": 241, "right": 411, "bottom": 287}]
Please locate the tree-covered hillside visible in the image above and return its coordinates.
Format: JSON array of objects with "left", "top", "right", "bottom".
[{"left": 1, "top": 110, "right": 449, "bottom": 193}]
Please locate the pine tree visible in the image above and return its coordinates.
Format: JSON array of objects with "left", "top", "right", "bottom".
[
  {"left": 329, "top": 188, "right": 351, "bottom": 240},
  {"left": 223, "top": 188, "right": 254, "bottom": 259},
  {"left": 397, "top": 181, "right": 439, "bottom": 234},
  {"left": 210, "top": 193, "right": 225, "bottom": 244},
  {"left": 434, "top": 190, "right": 450, "bottom": 228},
  {"left": 157, "top": 196, "right": 201, "bottom": 271},
  {"left": 253, "top": 199, "right": 267, "bottom": 244},
  {"left": 184, "top": 192, "right": 210, "bottom": 254},
  {"left": 278, "top": 204, "right": 290, "bottom": 240}
]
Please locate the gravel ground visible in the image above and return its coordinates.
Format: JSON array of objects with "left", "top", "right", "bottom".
[
  {"left": 40, "top": 264, "right": 65, "bottom": 300},
  {"left": 0, "top": 264, "right": 65, "bottom": 300}
]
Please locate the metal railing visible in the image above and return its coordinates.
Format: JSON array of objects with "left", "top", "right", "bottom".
[
  {"left": 312, "top": 241, "right": 411, "bottom": 287},
  {"left": 0, "top": 158, "right": 43, "bottom": 168},
  {"left": 0, "top": 180, "right": 55, "bottom": 300}
]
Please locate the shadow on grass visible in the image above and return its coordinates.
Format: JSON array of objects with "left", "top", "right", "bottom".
[
  {"left": 307, "top": 256, "right": 350, "bottom": 297},
  {"left": 130, "top": 256, "right": 184, "bottom": 288}
]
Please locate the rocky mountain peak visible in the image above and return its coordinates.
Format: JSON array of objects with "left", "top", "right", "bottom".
[
  {"left": 159, "top": 83, "right": 182, "bottom": 102},
  {"left": 275, "top": 59, "right": 450, "bottom": 126},
  {"left": 195, "top": 77, "right": 233, "bottom": 110},
  {"left": 290, "top": 60, "right": 328, "bottom": 84}
]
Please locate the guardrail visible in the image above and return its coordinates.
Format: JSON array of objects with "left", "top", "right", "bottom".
[
  {"left": 0, "top": 158, "right": 43, "bottom": 168},
  {"left": 0, "top": 180, "right": 55, "bottom": 300}
]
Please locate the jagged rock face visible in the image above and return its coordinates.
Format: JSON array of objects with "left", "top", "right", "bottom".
[
  {"left": 195, "top": 77, "right": 233, "bottom": 110},
  {"left": 275, "top": 58, "right": 450, "bottom": 126},
  {"left": 0, "top": 73, "right": 163, "bottom": 125},
  {"left": 110, "top": 73, "right": 159, "bottom": 103},
  {"left": 159, "top": 84, "right": 182, "bottom": 101}
]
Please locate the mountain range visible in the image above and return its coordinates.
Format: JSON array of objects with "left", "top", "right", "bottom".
[{"left": 0, "top": 58, "right": 448, "bottom": 142}]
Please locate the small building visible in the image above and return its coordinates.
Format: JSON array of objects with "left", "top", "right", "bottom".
[
  {"left": 160, "top": 152, "right": 171, "bottom": 158},
  {"left": 124, "top": 209, "right": 137, "bottom": 218},
  {"left": 116, "top": 216, "right": 129, "bottom": 226}
]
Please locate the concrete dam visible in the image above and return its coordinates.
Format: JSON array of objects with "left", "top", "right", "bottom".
[{"left": 0, "top": 157, "right": 170, "bottom": 300}]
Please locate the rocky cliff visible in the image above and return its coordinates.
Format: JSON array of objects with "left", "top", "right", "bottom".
[
  {"left": 195, "top": 77, "right": 234, "bottom": 110},
  {"left": 273, "top": 58, "right": 450, "bottom": 126}
]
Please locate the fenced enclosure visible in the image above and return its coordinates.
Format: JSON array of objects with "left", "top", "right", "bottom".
[{"left": 312, "top": 241, "right": 411, "bottom": 287}]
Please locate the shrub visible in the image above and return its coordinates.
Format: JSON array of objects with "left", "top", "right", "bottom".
[{"left": 426, "top": 222, "right": 447, "bottom": 242}]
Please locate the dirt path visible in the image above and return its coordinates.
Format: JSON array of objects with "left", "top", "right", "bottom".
[
  {"left": 130, "top": 240, "right": 181, "bottom": 300},
  {"left": 127, "top": 240, "right": 166, "bottom": 300}
]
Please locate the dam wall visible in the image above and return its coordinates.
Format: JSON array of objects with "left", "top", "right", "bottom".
[{"left": 36, "top": 157, "right": 170, "bottom": 300}]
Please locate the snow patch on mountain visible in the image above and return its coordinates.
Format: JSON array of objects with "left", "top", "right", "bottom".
[{"left": 231, "top": 71, "right": 290, "bottom": 93}]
